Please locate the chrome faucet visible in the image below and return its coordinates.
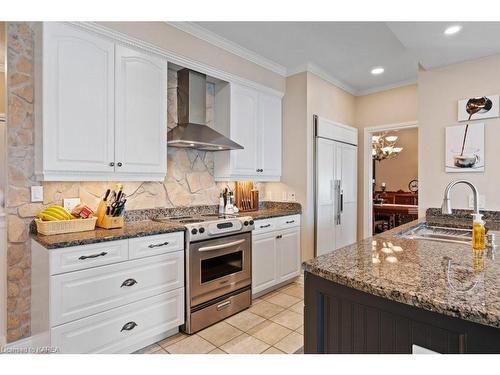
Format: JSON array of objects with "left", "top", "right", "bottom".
[{"left": 441, "top": 180, "right": 479, "bottom": 215}]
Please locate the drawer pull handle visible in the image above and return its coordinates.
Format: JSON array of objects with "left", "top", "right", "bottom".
[
  {"left": 148, "top": 241, "right": 169, "bottom": 248},
  {"left": 120, "top": 278, "right": 138, "bottom": 288},
  {"left": 286, "top": 220, "right": 295, "bottom": 224},
  {"left": 120, "top": 321, "right": 138, "bottom": 332},
  {"left": 260, "top": 224, "right": 271, "bottom": 228},
  {"left": 216, "top": 300, "right": 232, "bottom": 310},
  {"left": 78, "top": 251, "right": 108, "bottom": 260},
  {"left": 276, "top": 235, "right": 283, "bottom": 239}
]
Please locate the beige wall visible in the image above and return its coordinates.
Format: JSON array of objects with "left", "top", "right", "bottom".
[
  {"left": 373, "top": 127, "right": 418, "bottom": 192},
  {"left": 419, "top": 55, "right": 500, "bottom": 214},
  {"left": 264, "top": 71, "right": 356, "bottom": 261},
  {"left": 96, "top": 22, "right": 285, "bottom": 93},
  {"left": 354, "top": 84, "right": 418, "bottom": 238}
]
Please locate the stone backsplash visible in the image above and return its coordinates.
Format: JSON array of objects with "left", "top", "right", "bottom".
[{"left": 3, "top": 23, "right": 248, "bottom": 342}]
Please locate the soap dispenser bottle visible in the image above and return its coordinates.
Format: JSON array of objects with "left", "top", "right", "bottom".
[{"left": 472, "top": 213, "right": 486, "bottom": 250}]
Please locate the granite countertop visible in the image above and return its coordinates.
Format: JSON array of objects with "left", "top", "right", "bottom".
[
  {"left": 240, "top": 206, "right": 301, "bottom": 220},
  {"left": 304, "top": 219, "right": 500, "bottom": 329},
  {"left": 32, "top": 220, "right": 186, "bottom": 249},
  {"left": 32, "top": 201, "right": 302, "bottom": 249}
]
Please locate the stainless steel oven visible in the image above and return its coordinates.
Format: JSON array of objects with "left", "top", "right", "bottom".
[
  {"left": 189, "top": 232, "right": 251, "bottom": 307},
  {"left": 172, "top": 215, "right": 254, "bottom": 334}
]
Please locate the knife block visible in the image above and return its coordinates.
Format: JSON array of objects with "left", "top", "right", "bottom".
[
  {"left": 96, "top": 215, "right": 124, "bottom": 229},
  {"left": 95, "top": 200, "right": 124, "bottom": 229}
]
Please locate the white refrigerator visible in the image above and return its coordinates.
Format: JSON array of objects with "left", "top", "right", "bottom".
[{"left": 314, "top": 115, "right": 358, "bottom": 257}]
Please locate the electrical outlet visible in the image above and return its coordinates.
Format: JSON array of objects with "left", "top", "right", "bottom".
[
  {"left": 469, "top": 194, "right": 486, "bottom": 209},
  {"left": 31, "top": 186, "right": 43, "bottom": 203},
  {"left": 63, "top": 198, "right": 81, "bottom": 212},
  {"left": 287, "top": 192, "right": 296, "bottom": 202}
]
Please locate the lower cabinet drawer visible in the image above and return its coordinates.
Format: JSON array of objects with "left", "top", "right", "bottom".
[
  {"left": 129, "top": 231, "right": 184, "bottom": 260},
  {"left": 252, "top": 218, "right": 277, "bottom": 234},
  {"left": 50, "top": 240, "right": 129, "bottom": 275},
  {"left": 51, "top": 289, "right": 184, "bottom": 354},
  {"left": 51, "top": 251, "right": 184, "bottom": 326}
]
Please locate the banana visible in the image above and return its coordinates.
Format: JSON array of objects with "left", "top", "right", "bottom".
[
  {"left": 45, "top": 205, "right": 71, "bottom": 220},
  {"left": 37, "top": 211, "right": 62, "bottom": 221},
  {"left": 36, "top": 205, "right": 73, "bottom": 221}
]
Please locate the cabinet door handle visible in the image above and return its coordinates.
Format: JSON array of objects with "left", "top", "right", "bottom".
[
  {"left": 148, "top": 241, "right": 169, "bottom": 248},
  {"left": 286, "top": 220, "right": 295, "bottom": 224},
  {"left": 109, "top": 162, "right": 115, "bottom": 167},
  {"left": 120, "top": 278, "right": 138, "bottom": 288},
  {"left": 260, "top": 224, "right": 271, "bottom": 228},
  {"left": 256, "top": 168, "right": 263, "bottom": 172},
  {"left": 117, "top": 162, "right": 123, "bottom": 167},
  {"left": 276, "top": 234, "right": 283, "bottom": 239},
  {"left": 120, "top": 321, "right": 138, "bottom": 332},
  {"left": 78, "top": 251, "right": 108, "bottom": 260}
]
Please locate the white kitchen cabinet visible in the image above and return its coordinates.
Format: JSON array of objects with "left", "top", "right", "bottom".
[
  {"left": 37, "top": 22, "right": 115, "bottom": 178},
  {"left": 252, "top": 215, "right": 301, "bottom": 296},
  {"left": 214, "top": 82, "right": 282, "bottom": 181},
  {"left": 252, "top": 233, "right": 278, "bottom": 294},
  {"left": 31, "top": 231, "right": 185, "bottom": 354},
  {"left": 35, "top": 22, "right": 167, "bottom": 181},
  {"left": 114, "top": 45, "right": 167, "bottom": 176},
  {"left": 277, "top": 228, "right": 301, "bottom": 282}
]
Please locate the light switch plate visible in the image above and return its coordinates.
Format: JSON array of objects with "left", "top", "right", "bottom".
[
  {"left": 469, "top": 194, "right": 486, "bottom": 209},
  {"left": 31, "top": 186, "right": 43, "bottom": 203},
  {"left": 63, "top": 198, "right": 81, "bottom": 212}
]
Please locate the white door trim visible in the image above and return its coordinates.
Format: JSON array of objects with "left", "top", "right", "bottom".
[{"left": 363, "top": 121, "right": 419, "bottom": 239}]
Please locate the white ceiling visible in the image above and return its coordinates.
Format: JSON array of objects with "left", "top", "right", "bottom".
[{"left": 172, "top": 22, "right": 500, "bottom": 95}]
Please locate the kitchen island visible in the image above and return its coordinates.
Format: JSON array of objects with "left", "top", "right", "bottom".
[{"left": 303, "top": 220, "right": 500, "bottom": 353}]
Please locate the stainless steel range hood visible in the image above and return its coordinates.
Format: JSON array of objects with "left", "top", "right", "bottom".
[{"left": 167, "top": 69, "right": 243, "bottom": 151}]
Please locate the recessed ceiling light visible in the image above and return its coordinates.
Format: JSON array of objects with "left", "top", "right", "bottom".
[
  {"left": 444, "top": 25, "right": 462, "bottom": 35},
  {"left": 371, "top": 67, "right": 384, "bottom": 75}
]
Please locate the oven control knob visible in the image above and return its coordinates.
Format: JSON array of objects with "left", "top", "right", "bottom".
[
  {"left": 199, "top": 227, "right": 205, "bottom": 234},
  {"left": 249, "top": 220, "right": 254, "bottom": 225},
  {"left": 191, "top": 228, "right": 198, "bottom": 235},
  {"left": 244, "top": 221, "right": 249, "bottom": 226}
]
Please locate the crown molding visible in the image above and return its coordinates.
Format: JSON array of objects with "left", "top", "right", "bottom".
[
  {"left": 287, "top": 62, "right": 358, "bottom": 96},
  {"left": 167, "top": 22, "right": 288, "bottom": 76},
  {"left": 355, "top": 77, "right": 417, "bottom": 96},
  {"left": 66, "top": 22, "right": 284, "bottom": 97}
]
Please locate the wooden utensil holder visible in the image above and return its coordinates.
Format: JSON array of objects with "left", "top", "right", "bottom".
[
  {"left": 96, "top": 215, "right": 124, "bottom": 229},
  {"left": 235, "top": 181, "right": 259, "bottom": 212},
  {"left": 95, "top": 200, "right": 124, "bottom": 229}
]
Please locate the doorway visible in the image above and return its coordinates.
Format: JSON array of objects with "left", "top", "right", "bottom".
[{"left": 363, "top": 122, "right": 418, "bottom": 238}]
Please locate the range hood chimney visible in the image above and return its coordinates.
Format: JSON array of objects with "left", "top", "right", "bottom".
[{"left": 167, "top": 69, "right": 243, "bottom": 151}]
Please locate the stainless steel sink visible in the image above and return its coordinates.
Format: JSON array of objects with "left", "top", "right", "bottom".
[{"left": 396, "top": 222, "right": 498, "bottom": 246}]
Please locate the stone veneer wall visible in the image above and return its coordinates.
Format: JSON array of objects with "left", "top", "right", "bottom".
[{"left": 4, "top": 22, "right": 234, "bottom": 342}]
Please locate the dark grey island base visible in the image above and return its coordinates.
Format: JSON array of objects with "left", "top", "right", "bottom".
[{"left": 304, "top": 272, "right": 500, "bottom": 354}]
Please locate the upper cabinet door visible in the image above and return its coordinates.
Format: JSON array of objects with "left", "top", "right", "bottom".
[
  {"left": 229, "top": 84, "right": 259, "bottom": 175},
  {"left": 258, "top": 93, "right": 282, "bottom": 177},
  {"left": 43, "top": 23, "right": 115, "bottom": 174},
  {"left": 114, "top": 45, "right": 167, "bottom": 177}
]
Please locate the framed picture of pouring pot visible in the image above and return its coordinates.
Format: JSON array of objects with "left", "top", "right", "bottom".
[{"left": 445, "top": 122, "right": 484, "bottom": 173}]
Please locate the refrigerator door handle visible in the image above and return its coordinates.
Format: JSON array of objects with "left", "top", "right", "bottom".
[{"left": 335, "top": 180, "right": 341, "bottom": 225}]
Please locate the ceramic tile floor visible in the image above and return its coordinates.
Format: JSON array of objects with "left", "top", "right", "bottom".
[{"left": 134, "top": 275, "right": 304, "bottom": 354}]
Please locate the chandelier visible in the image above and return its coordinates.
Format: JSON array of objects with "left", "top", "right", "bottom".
[{"left": 372, "top": 133, "right": 403, "bottom": 161}]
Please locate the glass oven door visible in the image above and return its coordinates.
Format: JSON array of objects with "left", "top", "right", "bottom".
[{"left": 189, "top": 232, "right": 251, "bottom": 307}]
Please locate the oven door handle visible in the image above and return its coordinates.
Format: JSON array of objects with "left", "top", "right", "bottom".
[{"left": 198, "top": 239, "right": 246, "bottom": 252}]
